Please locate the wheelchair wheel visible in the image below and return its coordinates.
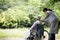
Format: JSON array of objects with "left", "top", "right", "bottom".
[
  {"left": 43, "top": 30, "right": 49, "bottom": 40},
  {"left": 33, "top": 31, "right": 44, "bottom": 40},
  {"left": 26, "top": 30, "right": 49, "bottom": 40},
  {"left": 33, "top": 30, "right": 49, "bottom": 40}
]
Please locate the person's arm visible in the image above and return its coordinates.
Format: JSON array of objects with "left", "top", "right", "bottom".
[
  {"left": 30, "top": 22, "right": 37, "bottom": 31},
  {"left": 44, "top": 13, "right": 50, "bottom": 21},
  {"left": 40, "top": 20, "right": 45, "bottom": 25}
]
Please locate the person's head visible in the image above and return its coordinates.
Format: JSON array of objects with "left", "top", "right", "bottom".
[
  {"left": 43, "top": 8, "right": 48, "bottom": 12},
  {"left": 43, "top": 8, "right": 52, "bottom": 13},
  {"left": 48, "top": 9, "right": 52, "bottom": 11},
  {"left": 37, "top": 15, "right": 41, "bottom": 20}
]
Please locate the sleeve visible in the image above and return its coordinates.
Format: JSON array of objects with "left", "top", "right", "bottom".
[
  {"left": 44, "top": 13, "right": 50, "bottom": 21},
  {"left": 30, "top": 22, "right": 37, "bottom": 30}
]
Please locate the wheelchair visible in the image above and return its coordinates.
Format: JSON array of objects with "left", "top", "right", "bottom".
[{"left": 26, "top": 29, "right": 49, "bottom": 40}]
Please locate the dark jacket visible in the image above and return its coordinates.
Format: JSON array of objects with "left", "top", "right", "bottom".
[
  {"left": 30, "top": 21, "right": 44, "bottom": 36},
  {"left": 44, "top": 11, "right": 59, "bottom": 34}
]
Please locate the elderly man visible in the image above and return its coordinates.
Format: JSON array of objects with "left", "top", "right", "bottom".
[{"left": 26, "top": 15, "right": 44, "bottom": 40}]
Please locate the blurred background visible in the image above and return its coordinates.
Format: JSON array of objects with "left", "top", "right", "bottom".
[{"left": 0, "top": 0, "right": 60, "bottom": 40}]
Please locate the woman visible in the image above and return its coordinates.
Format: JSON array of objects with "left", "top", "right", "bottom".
[{"left": 43, "top": 8, "right": 59, "bottom": 40}]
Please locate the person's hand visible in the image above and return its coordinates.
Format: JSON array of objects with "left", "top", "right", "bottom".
[
  {"left": 40, "top": 20, "right": 45, "bottom": 24},
  {"left": 42, "top": 22, "right": 44, "bottom": 24}
]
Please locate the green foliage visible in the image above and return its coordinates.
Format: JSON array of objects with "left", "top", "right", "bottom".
[
  {"left": 0, "top": 0, "right": 60, "bottom": 28},
  {"left": 53, "top": 2, "right": 60, "bottom": 20}
]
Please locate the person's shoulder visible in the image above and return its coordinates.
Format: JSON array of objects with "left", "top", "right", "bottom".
[
  {"left": 34, "top": 21, "right": 38, "bottom": 24},
  {"left": 47, "top": 11, "right": 53, "bottom": 14},
  {"left": 34, "top": 21, "right": 39, "bottom": 24}
]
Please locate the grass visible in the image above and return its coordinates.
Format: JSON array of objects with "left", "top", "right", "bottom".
[
  {"left": 44, "top": 27, "right": 60, "bottom": 39},
  {"left": 56, "top": 29, "right": 60, "bottom": 39},
  {"left": 0, "top": 27, "right": 60, "bottom": 39},
  {"left": 0, "top": 28, "right": 28, "bottom": 38}
]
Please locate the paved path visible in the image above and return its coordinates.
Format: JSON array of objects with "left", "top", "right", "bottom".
[
  {"left": 0, "top": 29, "right": 60, "bottom": 40},
  {"left": 0, "top": 37, "right": 60, "bottom": 40},
  {"left": 0, "top": 37, "right": 24, "bottom": 40}
]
